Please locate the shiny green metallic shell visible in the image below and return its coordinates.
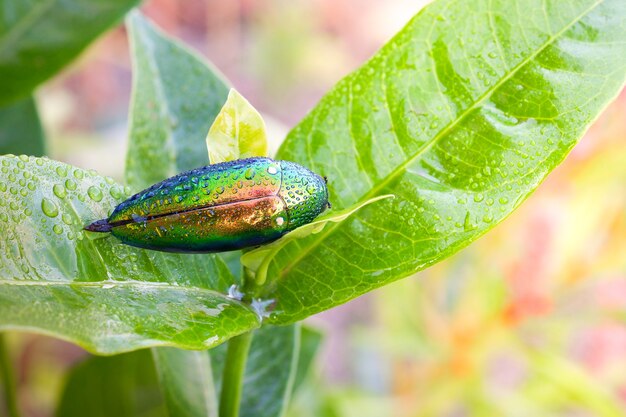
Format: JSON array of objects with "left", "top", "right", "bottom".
[{"left": 86, "top": 157, "right": 329, "bottom": 253}]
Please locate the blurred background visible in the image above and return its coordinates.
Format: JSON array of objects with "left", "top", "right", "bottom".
[{"left": 4, "top": 0, "right": 626, "bottom": 416}]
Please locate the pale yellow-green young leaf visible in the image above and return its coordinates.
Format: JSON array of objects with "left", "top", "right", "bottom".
[
  {"left": 206, "top": 88, "right": 268, "bottom": 164},
  {"left": 241, "top": 194, "right": 394, "bottom": 286}
]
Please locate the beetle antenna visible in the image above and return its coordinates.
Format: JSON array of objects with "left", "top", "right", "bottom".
[{"left": 323, "top": 176, "right": 328, "bottom": 184}]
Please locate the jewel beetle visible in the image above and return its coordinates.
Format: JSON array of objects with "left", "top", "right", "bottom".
[{"left": 85, "top": 157, "right": 329, "bottom": 253}]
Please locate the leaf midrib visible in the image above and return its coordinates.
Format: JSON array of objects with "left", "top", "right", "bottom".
[
  {"left": 0, "top": 279, "right": 229, "bottom": 294},
  {"left": 0, "top": 0, "right": 55, "bottom": 59},
  {"left": 277, "top": 0, "right": 604, "bottom": 278}
]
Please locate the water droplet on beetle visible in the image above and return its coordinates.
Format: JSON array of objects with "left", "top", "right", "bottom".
[{"left": 245, "top": 168, "right": 255, "bottom": 180}]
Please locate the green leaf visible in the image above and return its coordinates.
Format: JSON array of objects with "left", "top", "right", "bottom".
[
  {"left": 0, "top": 0, "right": 139, "bottom": 105},
  {"left": 210, "top": 325, "right": 301, "bottom": 417},
  {"left": 292, "top": 325, "right": 323, "bottom": 393},
  {"left": 0, "top": 155, "right": 260, "bottom": 354},
  {"left": 56, "top": 350, "right": 166, "bottom": 417},
  {"left": 0, "top": 96, "right": 45, "bottom": 155},
  {"left": 241, "top": 194, "right": 394, "bottom": 287},
  {"left": 152, "top": 348, "right": 219, "bottom": 417},
  {"left": 265, "top": 0, "right": 626, "bottom": 323},
  {"left": 207, "top": 88, "right": 268, "bottom": 164},
  {"left": 125, "top": 11, "right": 230, "bottom": 192}
]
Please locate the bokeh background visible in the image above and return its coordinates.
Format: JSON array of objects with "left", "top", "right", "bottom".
[{"left": 5, "top": 0, "right": 626, "bottom": 416}]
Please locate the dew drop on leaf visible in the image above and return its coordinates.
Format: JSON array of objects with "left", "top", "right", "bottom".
[
  {"left": 65, "top": 179, "right": 77, "bottom": 191},
  {"left": 109, "top": 187, "right": 122, "bottom": 199},
  {"left": 41, "top": 198, "right": 59, "bottom": 218},
  {"left": 87, "top": 186, "right": 103, "bottom": 202},
  {"left": 53, "top": 184, "right": 66, "bottom": 199},
  {"left": 56, "top": 166, "right": 67, "bottom": 177}
]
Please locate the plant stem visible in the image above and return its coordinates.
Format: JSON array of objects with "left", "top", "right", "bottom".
[
  {"left": 0, "top": 333, "right": 20, "bottom": 417},
  {"left": 219, "top": 332, "right": 253, "bottom": 417}
]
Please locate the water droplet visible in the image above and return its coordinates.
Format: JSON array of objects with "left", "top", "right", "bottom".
[
  {"left": 245, "top": 168, "right": 255, "bottom": 180},
  {"left": 488, "top": 52, "right": 497, "bottom": 58},
  {"left": 65, "top": 179, "right": 77, "bottom": 191},
  {"left": 41, "top": 198, "right": 59, "bottom": 218},
  {"left": 276, "top": 217, "right": 285, "bottom": 226},
  {"left": 474, "top": 193, "right": 484, "bottom": 202},
  {"left": 267, "top": 166, "right": 278, "bottom": 175},
  {"left": 483, "top": 214, "right": 493, "bottom": 223},
  {"left": 110, "top": 187, "right": 122, "bottom": 199},
  {"left": 53, "top": 224, "right": 63, "bottom": 235},
  {"left": 56, "top": 166, "right": 67, "bottom": 177},
  {"left": 0, "top": 183, "right": 5, "bottom": 192},
  {"left": 457, "top": 198, "right": 466, "bottom": 204},
  {"left": 62, "top": 213, "right": 73, "bottom": 225},
  {"left": 88, "top": 186, "right": 103, "bottom": 202},
  {"left": 17, "top": 161, "right": 24, "bottom": 169},
  {"left": 73, "top": 169, "right": 84, "bottom": 180},
  {"left": 485, "top": 198, "right": 494, "bottom": 206},
  {"left": 18, "top": 155, "right": 28, "bottom": 162},
  {"left": 24, "top": 208, "right": 32, "bottom": 216},
  {"left": 216, "top": 186, "right": 225, "bottom": 194},
  {"left": 53, "top": 184, "right": 66, "bottom": 199}
]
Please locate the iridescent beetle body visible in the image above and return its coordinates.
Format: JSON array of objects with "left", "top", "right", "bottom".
[{"left": 86, "top": 157, "right": 329, "bottom": 253}]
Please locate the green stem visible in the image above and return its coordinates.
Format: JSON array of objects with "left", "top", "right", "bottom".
[
  {"left": 0, "top": 333, "right": 20, "bottom": 417},
  {"left": 219, "top": 332, "right": 253, "bottom": 417}
]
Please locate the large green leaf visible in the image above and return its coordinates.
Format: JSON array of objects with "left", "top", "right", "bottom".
[
  {"left": 0, "top": 96, "right": 45, "bottom": 155},
  {"left": 152, "top": 348, "right": 219, "bottom": 417},
  {"left": 292, "top": 325, "right": 323, "bottom": 393},
  {"left": 56, "top": 350, "right": 165, "bottom": 417},
  {"left": 125, "top": 11, "right": 230, "bottom": 192},
  {"left": 209, "top": 325, "right": 300, "bottom": 417},
  {"left": 263, "top": 0, "right": 626, "bottom": 323},
  {"left": 0, "top": 0, "right": 139, "bottom": 105},
  {"left": 0, "top": 155, "right": 260, "bottom": 354}
]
